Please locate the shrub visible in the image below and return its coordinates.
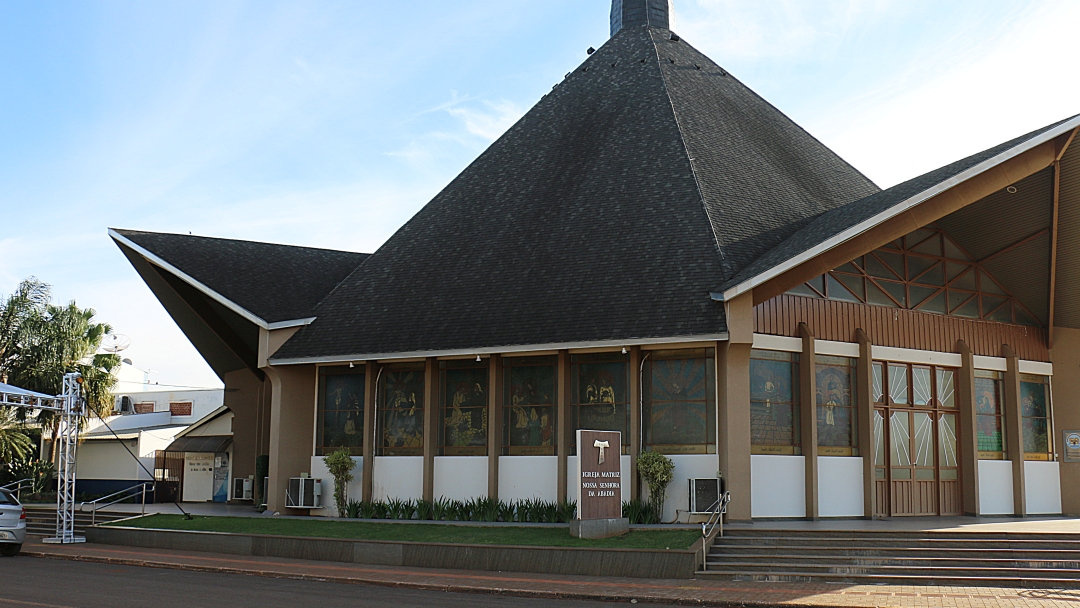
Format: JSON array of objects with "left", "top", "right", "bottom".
[
  {"left": 322, "top": 448, "right": 356, "bottom": 517},
  {"left": 345, "top": 499, "right": 363, "bottom": 519},
  {"left": 415, "top": 499, "right": 434, "bottom": 521},
  {"left": 637, "top": 451, "right": 675, "bottom": 524},
  {"left": 622, "top": 499, "right": 654, "bottom": 525}
]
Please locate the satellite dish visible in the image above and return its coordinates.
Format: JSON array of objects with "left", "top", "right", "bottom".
[{"left": 101, "top": 334, "right": 131, "bottom": 354}]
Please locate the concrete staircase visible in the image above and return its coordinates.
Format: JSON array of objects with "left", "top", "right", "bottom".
[
  {"left": 23, "top": 506, "right": 134, "bottom": 537},
  {"left": 699, "top": 528, "right": 1080, "bottom": 588}
]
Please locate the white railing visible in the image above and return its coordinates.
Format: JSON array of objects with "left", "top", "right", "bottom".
[{"left": 700, "top": 491, "right": 731, "bottom": 571}]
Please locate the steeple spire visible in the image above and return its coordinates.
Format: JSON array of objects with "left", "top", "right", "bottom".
[{"left": 610, "top": 0, "right": 675, "bottom": 37}]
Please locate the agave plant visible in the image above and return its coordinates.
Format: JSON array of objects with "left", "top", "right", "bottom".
[
  {"left": 345, "top": 499, "right": 363, "bottom": 519},
  {"left": 431, "top": 497, "right": 453, "bottom": 521},
  {"left": 496, "top": 499, "right": 515, "bottom": 523},
  {"left": 556, "top": 500, "right": 577, "bottom": 523},
  {"left": 415, "top": 499, "right": 434, "bottom": 521}
]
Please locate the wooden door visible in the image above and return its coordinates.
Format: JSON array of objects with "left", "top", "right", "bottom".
[
  {"left": 873, "top": 409, "right": 889, "bottom": 517},
  {"left": 938, "top": 412, "right": 962, "bottom": 515},
  {"left": 889, "top": 411, "right": 915, "bottom": 515}
]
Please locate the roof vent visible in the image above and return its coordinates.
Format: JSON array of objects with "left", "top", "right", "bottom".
[
  {"left": 587, "top": 47, "right": 596, "bottom": 55},
  {"left": 610, "top": 0, "right": 676, "bottom": 37},
  {"left": 669, "top": 33, "right": 680, "bottom": 41}
]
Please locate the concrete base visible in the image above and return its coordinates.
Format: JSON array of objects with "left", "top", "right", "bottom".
[
  {"left": 570, "top": 518, "right": 629, "bottom": 539},
  {"left": 676, "top": 510, "right": 713, "bottom": 524}
]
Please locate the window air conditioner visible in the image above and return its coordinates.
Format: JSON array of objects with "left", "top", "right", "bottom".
[
  {"left": 286, "top": 477, "right": 322, "bottom": 509},
  {"left": 689, "top": 477, "right": 723, "bottom": 513},
  {"left": 233, "top": 477, "right": 253, "bottom": 501}
]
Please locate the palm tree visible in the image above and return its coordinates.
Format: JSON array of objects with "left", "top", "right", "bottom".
[
  {"left": 0, "top": 278, "right": 50, "bottom": 383},
  {"left": 0, "top": 408, "right": 34, "bottom": 464}
]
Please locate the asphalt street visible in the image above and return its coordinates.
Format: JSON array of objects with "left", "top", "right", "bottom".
[{"left": 0, "top": 556, "right": 667, "bottom": 608}]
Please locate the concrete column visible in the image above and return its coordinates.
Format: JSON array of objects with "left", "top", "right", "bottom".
[
  {"left": 718, "top": 291, "right": 754, "bottom": 522},
  {"left": 487, "top": 355, "right": 501, "bottom": 500},
  {"left": 1050, "top": 326, "right": 1080, "bottom": 516},
  {"left": 799, "top": 323, "right": 819, "bottom": 520},
  {"left": 423, "top": 357, "right": 437, "bottom": 502},
  {"left": 222, "top": 368, "right": 264, "bottom": 500},
  {"left": 362, "top": 362, "right": 377, "bottom": 503},
  {"left": 956, "top": 341, "right": 980, "bottom": 516},
  {"left": 264, "top": 364, "right": 317, "bottom": 514},
  {"left": 557, "top": 349, "right": 570, "bottom": 505},
  {"left": 629, "top": 345, "right": 641, "bottom": 499},
  {"left": 1002, "top": 345, "right": 1027, "bottom": 516},
  {"left": 855, "top": 329, "right": 874, "bottom": 519}
]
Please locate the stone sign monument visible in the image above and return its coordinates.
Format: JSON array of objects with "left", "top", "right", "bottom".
[{"left": 572, "top": 429, "right": 629, "bottom": 539}]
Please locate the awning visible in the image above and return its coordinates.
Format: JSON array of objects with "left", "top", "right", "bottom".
[{"left": 164, "top": 435, "right": 232, "bottom": 453}]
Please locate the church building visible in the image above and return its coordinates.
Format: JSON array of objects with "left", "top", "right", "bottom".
[{"left": 111, "top": 0, "right": 1080, "bottom": 521}]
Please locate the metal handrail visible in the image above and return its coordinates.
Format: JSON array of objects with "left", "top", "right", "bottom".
[
  {"left": 80, "top": 482, "right": 154, "bottom": 526},
  {"left": 0, "top": 479, "right": 33, "bottom": 502},
  {"left": 700, "top": 491, "right": 731, "bottom": 572}
]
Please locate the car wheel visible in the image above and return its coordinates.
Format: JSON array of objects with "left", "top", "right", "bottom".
[{"left": 0, "top": 544, "right": 21, "bottom": 557}]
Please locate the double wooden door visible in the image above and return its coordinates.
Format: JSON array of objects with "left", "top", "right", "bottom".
[{"left": 874, "top": 407, "right": 961, "bottom": 516}]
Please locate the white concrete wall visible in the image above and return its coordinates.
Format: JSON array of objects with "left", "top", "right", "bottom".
[
  {"left": 568, "top": 455, "right": 631, "bottom": 508},
  {"left": 185, "top": 413, "right": 233, "bottom": 437},
  {"left": 78, "top": 441, "right": 142, "bottom": 480},
  {"left": 978, "top": 460, "right": 1015, "bottom": 515},
  {"left": 138, "top": 428, "right": 184, "bottom": 481},
  {"left": 751, "top": 455, "right": 805, "bottom": 518},
  {"left": 309, "top": 456, "right": 362, "bottom": 516},
  {"left": 499, "top": 456, "right": 558, "bottom": 502},
  {"left": 371, "top": 456, "right": 423, "bottom": 501},
  {"left": 1025, "top": 461, "right": 1062, "bottom": 515},
  {"left": 818, "top": 456, "right": 864, "bottom": 517},
  {"left": 641, "top": 454, "right": 717, "bottom": 523},
  {"left": 434, "top": 456, "right": 488, "bottom": 501}
]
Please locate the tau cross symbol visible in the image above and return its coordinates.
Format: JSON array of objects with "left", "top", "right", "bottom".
[{"left": 593, "top": 439, "right": 610, "bottom": 464}]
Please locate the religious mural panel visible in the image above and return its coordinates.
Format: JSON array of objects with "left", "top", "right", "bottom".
[
  {"left": 379, "top": 368, "right": 424, "bottom": 455},
  {"left": 643, "top": 350, "right": 715, "bottom": 454},
  {"left": 974, "top": 373, "right": 1005, "bottom": 458},
  {"left": 440, "top": 365, "right": 488, "bottom": 455},
  {"left": 749, "top": 350, "right": 800, "bottom": 454},
  {"left": 571, "top": 354, "right": 629, "bottom": 453},
  {"left": 816, "top": 356, "right": 857, "bottom": 455},
  {"left": 1020, "top": 376, "right": 1051, "bottom": 459},
  {"left": 503, "top": 357, "right": 556, "bottom": 456},
  {"left": 317, "top": 368, "right": 365, "bottom": 456}
]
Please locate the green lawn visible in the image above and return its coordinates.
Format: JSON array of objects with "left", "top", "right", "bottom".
[{"left": 112, "top": 515, "right": 698, "bottom": 550}]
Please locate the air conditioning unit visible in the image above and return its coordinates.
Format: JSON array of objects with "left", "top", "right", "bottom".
[
  {"left": 286, "top": 477, "right": 322, "bottom": 509},
  {"left": 233, "top": 477, "right": 253, "bottom": 501},
  {"left": 689, "top": 477, "right": 723, "bottom": 513}
]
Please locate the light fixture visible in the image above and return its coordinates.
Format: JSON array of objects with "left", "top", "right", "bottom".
[
  {"left": 349, "top": 362, "right": 354, "bottom": 368},
  {"left": 621, "top": 347, "right": 628, "bottom": 354},
  {"left": 476, "top": 355, "right": 482, "bottom": 362}
]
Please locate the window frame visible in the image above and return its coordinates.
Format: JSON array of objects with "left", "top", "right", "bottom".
[
  {"left": 376, "top": 363, "right": 426, "bottom": 456},
  {"left": 749, "top": 349, "right": 801, "bottom": 455},
  {"left": 641, "top": 348, "right": 716, "bottom": 455},
  {"left": 316, "top": 365, "right": 366, "bottom": 457},
  {"left": 502, "top": 355, "right": 558, "bottom": 456},
  {"left": 438, "top": 360, "right": 489, "bottom": 456},
  {"left": 569, "top": 352, "right": 630, "bottom": 455},
  {"left": 815, "top": 355, "right": 858, "bottom": 456}
]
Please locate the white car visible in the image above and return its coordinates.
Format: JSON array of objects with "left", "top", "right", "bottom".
[{"left": 0, "top": 489, "right": 25, "bottom": 556}]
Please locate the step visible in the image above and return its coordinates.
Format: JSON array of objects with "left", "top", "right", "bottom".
[
  {"left": 711, "top": 536, "right": 1080, "bottom": 550},
  {"left": 695, "top": 570, "right": 1080, "bottom": 589},
  {"left": 705, "top": 556, "right": 1080, "bottom": 573},
  {"left": 721, "top": 529, "right": 1080, "bottom": 542},
  {"left": 701, "top": 561, "right": 1080, "bottom": 580},
  {"left": 708, "top": 546, "right": 1080, "bottom": 560}
]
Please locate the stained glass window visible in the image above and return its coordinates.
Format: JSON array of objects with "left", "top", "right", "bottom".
[
  {"left": 974, "top": 370, "right": 1005, "bottom": 459},
  {"left": 378, "top": 364, "right": 425, "bottom": 456},
  {"left": 503, "top": 356, "right": 557, "bottom": 456},
  {"left": 1020, "top": 375, "right": 1051, "bottom": 460},
  {"left": 750, "top": 350, "right": 800, "bottom": 455},
  {"left": 816, "top": 356, "right": 857, "bottom": 455},
  {"left": 570, "top": 353, "right": 629, "bottom": 454},
  {"left": 643, "top": 349, "right": 715, "bottom": 454},
  {"left": 317, "top": 367, "right": 365, "bottom": 456},
  {"left": 785, "top": 225, "right": 1040, "bottom": 326},
  {"left": 439, "top": 361, "right": 488, "bottom": 456}
]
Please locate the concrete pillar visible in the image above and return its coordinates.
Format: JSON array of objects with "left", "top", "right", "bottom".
[
  {"left": 718, "top": 292, "right": 754, "bottom": 522},
  {"left": 222, "top": 368, "right": 264, "bottom": 500},
  {"left": 855, "top": 329, "right": 874, "bottom": 519},
  {"left": 1050, "top": 326, "right": 1080, "bottom": 516},
  {"left": 1002, "top": 345, "right": 1027, "bottom": 516},
  {"left": 362, "top": 362, "right": 377, "bottom": 503},
  {"left": 423, "top": 357, "right": 437, "bottom": 502},
  {"left": 557, "top": 349, "right": 569, "bottom": 505},
  {"left": 799, "top": 323, "right": 819, "bottom": 520},
  {"left": 956, "top": 340, "right": 980, "bottom": 516},
  {"left": 487, "top": 355, "right": 501, "bottom": 500},
  {"left": 629, "top": 345, "right": 642, "bottom": 499},
  {"left": 264, "top": 364, "right": 316, "bottom": 514}
]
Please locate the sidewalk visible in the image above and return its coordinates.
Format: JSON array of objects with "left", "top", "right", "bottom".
[{"left": 20, "top": 539, "right": 1080, "bottom": 607}]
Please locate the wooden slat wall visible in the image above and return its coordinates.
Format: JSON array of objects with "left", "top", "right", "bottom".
[{"left": 755, "top": 295, "right": 1049, "bottom": 361}]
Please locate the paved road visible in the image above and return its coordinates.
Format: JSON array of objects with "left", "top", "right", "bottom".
[{"left": 0, "top": 556, "right": 664, "bottom": 608}]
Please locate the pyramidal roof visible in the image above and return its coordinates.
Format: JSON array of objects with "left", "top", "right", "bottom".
[{"left": 272, "top": 21, "right": 879, "bottom": 362}]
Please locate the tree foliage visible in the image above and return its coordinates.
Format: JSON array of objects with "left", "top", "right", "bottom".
[
  {"left": 637, "top": 451, "right": 675, "bottom": 524},
  {"left": 0, "top": 409, "right": 33, "bottom": 464},
  {"left": 322, "top": 447, "right": 356, "bottom": 517}
]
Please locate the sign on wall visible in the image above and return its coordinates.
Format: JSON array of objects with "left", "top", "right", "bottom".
[
  {"left": 575, "top": 429, "right": 622, "bottom": 520},
  {"left": 1064, "top": 431, "right": 1080, "bottom": 463}
]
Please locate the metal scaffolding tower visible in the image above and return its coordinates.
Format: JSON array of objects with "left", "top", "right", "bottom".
[{"left": 0, "top": 372, "right": 85, "bottom": 544}]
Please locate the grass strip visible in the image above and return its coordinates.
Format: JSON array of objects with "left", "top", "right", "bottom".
[{"left": 112, "top": 514, "right": 698, "bottom": 550}]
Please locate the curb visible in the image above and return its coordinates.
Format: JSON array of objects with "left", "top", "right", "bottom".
[{"left": 21, "top": 548, "right": 832, "bottom": 608}]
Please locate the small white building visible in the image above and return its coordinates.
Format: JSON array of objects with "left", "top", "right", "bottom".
[{"left": 160, "top": 407, "right": 235, "bottom": 503}]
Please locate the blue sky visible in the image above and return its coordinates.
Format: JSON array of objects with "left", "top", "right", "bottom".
[{"left": 2, "top": 0, "right": 1077, "bottom": 390}]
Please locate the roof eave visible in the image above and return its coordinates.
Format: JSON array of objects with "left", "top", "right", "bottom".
[
  {"left": 714, "top": 115, "right": 1080, "bottom": 302},
  {"left": 109, "top": 229, "right": 317, "bottom": 331}
]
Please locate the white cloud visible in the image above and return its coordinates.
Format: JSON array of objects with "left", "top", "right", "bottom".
[{"left": 447, "top": 100, "right": 524, "bottom": 141}]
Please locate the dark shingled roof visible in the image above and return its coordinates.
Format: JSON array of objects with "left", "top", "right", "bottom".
[
  {"left": 272, "top": 26, "right": 877, "bottom": 361},
  {"left": 112, "top": 229, "right": 368, "bottom": 324},
  {"left": 717, "top": 115, "right": 1080, "bottom": 294}
]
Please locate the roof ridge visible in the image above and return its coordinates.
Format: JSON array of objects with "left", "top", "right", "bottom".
[{"left": 646, "top": 27, "right": 731, "bottom": 281}]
